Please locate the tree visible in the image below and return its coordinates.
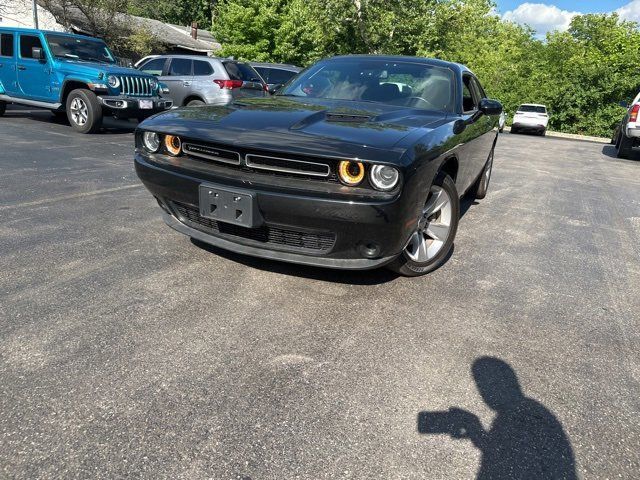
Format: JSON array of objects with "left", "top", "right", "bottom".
[{"left": 128, "top": 0, "right": 214, "bottom": 29}]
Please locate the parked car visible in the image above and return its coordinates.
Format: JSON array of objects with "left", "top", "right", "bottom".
[
  {"left": 135, "top": 55, "right": 266, "bottom": 107},
  {"left": 511, "top": 104, "right": 549, "bottom": 136},
  {"left": 611, "top": 94, "right": 640, "bottom": 159},
  {"left": 250, "top": 62, "right": 301, "bottom": 93},
  {"left": 134, "top": 55, "right": 502, "bottom": 276},
  {"left": 0, "top": 27, "right": 172, "bottom": 133}
]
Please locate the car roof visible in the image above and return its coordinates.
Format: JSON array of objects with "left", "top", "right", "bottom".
[
  {"left": 249, "top": 62, "right": 302, "bottom": 72},
  {"left": 139, "top": 54, "right": 246, "bottom": 63},
  {"left": 519, "top": 103, "right": 547, "bottom": 108},
  {"left": 0, "top": 27, "right": 103, "bottom": 42},
  {"left": 326, "top": 54, "right": 471, "bottom": 74}
]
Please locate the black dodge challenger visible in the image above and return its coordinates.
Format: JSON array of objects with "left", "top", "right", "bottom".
[{"left": 134, "top": 55, "right": 502, "bottom": 276}]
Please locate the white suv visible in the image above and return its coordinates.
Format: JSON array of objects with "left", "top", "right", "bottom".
[{"left": 511, "top": 104, "right": 549, "bottom": 136}]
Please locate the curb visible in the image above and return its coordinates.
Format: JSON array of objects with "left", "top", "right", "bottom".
[{"left": 503, "top": 126, "right": 610, "bottom": 144}]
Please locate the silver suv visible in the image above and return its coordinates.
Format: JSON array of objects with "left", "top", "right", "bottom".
[{"left": 135, "top": 55, "right": 266, "bottom": 107}]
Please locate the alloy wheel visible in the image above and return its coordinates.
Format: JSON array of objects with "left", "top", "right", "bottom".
[
  {"left": 69, "top": 97, "right": 88, "bottom": 126},
  {"left": 405, "top": 186, "right": 453, "bottom": 263}
]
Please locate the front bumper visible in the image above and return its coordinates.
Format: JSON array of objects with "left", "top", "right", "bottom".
[
  {"left": 134, "top": 153, "right": 419, "bottom": 270},
  {"left": 98, "top": 96, "right": 173, "bottom": 113}
]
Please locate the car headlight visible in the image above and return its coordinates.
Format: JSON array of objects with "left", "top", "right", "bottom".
[
  {"left": 149, "top": 78, "right": 158, "bottom": 90},
  {"left": 338, "top": 160, "right": 365, "bottom": 186},
  {"left": 369, "top": 165, "right": 399, "bottom": 191},
  {"left": 164, "top": 135, "right": 182, "bottom": 156},
  {"left": 142, "top": 131, "right": 160, "bottom": 152},
  {"left": 107, "top": 74, "right": 120, "bottom": 89}
]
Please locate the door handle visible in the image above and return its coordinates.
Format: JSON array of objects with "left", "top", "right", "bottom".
[
  {"left": 17, "top": 65, "right": 27, "bottom": 71},
  {"left": 182, "top": 81, "right": 191, "bottom": 86}
]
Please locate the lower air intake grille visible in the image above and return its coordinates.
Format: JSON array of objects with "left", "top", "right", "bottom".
[{"left": 171, "top": 202, "right": 336, "bottom": 253}]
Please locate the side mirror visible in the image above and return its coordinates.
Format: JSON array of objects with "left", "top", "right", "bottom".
[
  {"left": 32, "top": 47, "right": 45, "bottom": 61},
  {"left": 267, "top": 83, "right": 283, "bottom": 95},
  {"left": 479, "top": 98, "right": 503, "bottom": 116}
]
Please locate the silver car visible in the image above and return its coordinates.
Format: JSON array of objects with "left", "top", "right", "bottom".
[{"left": 135, "top": 55, "right": 266, "bottom": 107}]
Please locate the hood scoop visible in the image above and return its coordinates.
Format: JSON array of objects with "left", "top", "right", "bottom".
[{"left": 325, "top": 112, "right": 373, "bottom": 123}]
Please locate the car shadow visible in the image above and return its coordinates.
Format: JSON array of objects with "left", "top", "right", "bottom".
[
  {"left": 190, "top": 238, "right": 401, "bottom": 285},
  {"left": 601, "top": 144, "right": 640, "bottom": 162},
  {"left": 418, "top": 357, "right": 577, "bottom": 480},
  {"left": 5, "top": 105, "right": 136, "bottom": 134}
]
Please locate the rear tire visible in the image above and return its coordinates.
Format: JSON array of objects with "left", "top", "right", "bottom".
[
  {"left": 511, "top": 127, "right": 518, "bottom": 134},
  {"left": 0, "top": 101, "right": 6, "bottom": 116},
  {"left": 472, "top": 147, "right": 494, "bottom": 200},
  {"left": 186, "top": 99, "right": 205, "bottom": 107},
  {"left": 66, "top": 89, "right": 102, "bottom": 133},
  {"left": 387, "top": 173, "right": 460, "bottom": 277},
  {"left": 540, "top": 129, "right": 546, "bottom": 136},
  {"left": 616, "top": 132, "right": 634, "bottom": 159}
]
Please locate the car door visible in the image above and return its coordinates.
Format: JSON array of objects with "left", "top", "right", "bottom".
[
  {"left": 456, "top": 73, "right": 487, "bottom": 192},
  {"left": 16, "top": 33, "right": 52, "bottom": 101},
  {"left": 162, "top": 58, "right": 193, "bottom": 107},
  {"left": 0, "top": 31, "right": 17, "bottom": 95},
  {"left": 469, "top": 76, "right": 495, "bottom": 172}
]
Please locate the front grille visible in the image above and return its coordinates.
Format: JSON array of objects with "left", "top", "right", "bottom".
[
  {"left": 182, "top": 143, "right": 241, "bottom": 165},
  {"left": 118, "top": 76, "right": 154, "bottom": 97},
  {"left": 245, "top": 154, "right": 330, "bottom": 177},
  {"left": 170, "top": 202, "right": 336, "bottom": 253}
]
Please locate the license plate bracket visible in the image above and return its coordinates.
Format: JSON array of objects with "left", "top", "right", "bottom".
[
  {"left": 199, "top": 184, "right": 262, "bottom": 228},
  {"left": 139, "top": 99, "right": 153, "bottom": 109}
]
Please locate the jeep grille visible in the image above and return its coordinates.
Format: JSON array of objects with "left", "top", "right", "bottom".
[{"left": 118, "top": 76, "right": 154, "bottom": 97}]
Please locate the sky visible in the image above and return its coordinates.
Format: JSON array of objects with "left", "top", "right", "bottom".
[{"left": 495, "top": 1, "right": 640, "bottom": 36}]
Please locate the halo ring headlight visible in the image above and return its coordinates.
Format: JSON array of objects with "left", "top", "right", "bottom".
[
  {"left": 164, "top": 135, "right": 182, "bottom": 156},
  {"left": 370, "top": 165, "right": 399, "bottom": 191},
  {"left": 142, "top": 131, "right": 160, "bottom": 152},
  {"left": 149, "top": 78, "right": 158, "bottom": 90},
  {"left": 107, "top": 74, "right": 120, "bottom": 89},
  {"left": 338, "top": 160, "right": 365, "bottom": 186}
]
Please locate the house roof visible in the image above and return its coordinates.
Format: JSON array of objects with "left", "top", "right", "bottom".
[{"left": 37, "top": 1, "right": 220, "bottom": 53}]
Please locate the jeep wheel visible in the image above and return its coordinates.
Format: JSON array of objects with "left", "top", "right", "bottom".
[
  {"left": 616, "top": 131, "right": 633, "bottom": 159},
  {"left": 388, "top": 173, "right": 459, "bottom": 277},
  {"left": 0, "top": 101, "right": 6, "bottom": 117},
  {"left": 66, "top": 89, "right": 102, "bottom": 133}
]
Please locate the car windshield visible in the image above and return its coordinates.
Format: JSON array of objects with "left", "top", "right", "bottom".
[
  {"left": 518, "top": 105, "right": 547, "bottom": 114},
  {"left": 46, "top": 34, "right": 116, "bottom": 64},
  {"left": 279, "top": 59, "right": 455, "bottom": 112}
]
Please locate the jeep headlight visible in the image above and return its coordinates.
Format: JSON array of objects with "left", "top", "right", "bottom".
[
  {"left": 148, "top": 78, "right": 158, "bottom": 90},
  {"left": 107, "top": 74, "right": 120, "bottom": 89}
]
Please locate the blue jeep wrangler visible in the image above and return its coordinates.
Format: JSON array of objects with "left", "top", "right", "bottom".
[{"left": 0, "top": 28, "right": 172, "bottom": 133}]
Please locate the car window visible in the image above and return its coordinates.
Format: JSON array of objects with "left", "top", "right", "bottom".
[
  {"left": 281, "top": 60, "right": 455, "bottom": 112},
  {"left": 253, "top": 66, "right": 269, "bottom": 82},
  {"left": 470, "top": 77, "right": 486, "bottom": 100},
  {"left": 518, "top": 105, "right": 547, "bottom": 114},
  {"left": 462, "top": 75, "right": 478, "bottom": 112},
  {"left": 223, "top": 62, "right": 262, "bottom": 82},
  {"left": 266, "top": 68, "right": 297, "bottom": 85},
  {"left": 0, "top": 33, "right": 14, "bottom": 57},
  {"left": 19, "top": 35, "right": 43, "bottom": 59},
  {"left": 193, "top": 60, "right": 213, "bottom": 76},
  {"left": 169, "top": 58, "right": 192, "bottom": 76},
  {"left": 140, "top": 58, "right": 166, "bottom": 76}
]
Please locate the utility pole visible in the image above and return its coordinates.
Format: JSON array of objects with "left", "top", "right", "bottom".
[{"left": 32, "top": 0, "right": 39, "bottom": 29}]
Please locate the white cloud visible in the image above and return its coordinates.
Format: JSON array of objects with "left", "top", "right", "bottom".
[
  {"left": 617, "top": 0, "right": 640, "bottom": 22},
  {"left": 503, "top": 3, "right": 580, "bottom": 36}
]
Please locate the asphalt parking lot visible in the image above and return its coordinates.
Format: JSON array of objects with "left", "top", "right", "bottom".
[{"left": 1, "top": 107, "right": 639, "bottom": 479}]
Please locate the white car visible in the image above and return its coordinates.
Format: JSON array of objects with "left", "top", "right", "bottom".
[
  {"left": 612, "top": 92, "right": 640, "bottom": 159},
  {"left": 498, "top": 111, "right": 506, "bottom": 133},
  {"left": 511, "top": 104, "right": 549, "bottom": 136}
]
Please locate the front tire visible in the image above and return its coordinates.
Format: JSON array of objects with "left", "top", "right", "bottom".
[
  {"left": 0, "top": 101, "right": 6, "bottom": 117},
  {"left": 66, "top": 89, "right": 102, "bottom": 133},
  {"left": 388, "top": 173, "right": 460, "bottom": 277},
  {"left": 186, "top": 99, "right": 205, "bottom": 107}
]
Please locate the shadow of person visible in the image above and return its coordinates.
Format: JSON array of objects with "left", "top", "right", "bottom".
[{"left": 418, "top": 357, "right": 576, "bottom": 479}]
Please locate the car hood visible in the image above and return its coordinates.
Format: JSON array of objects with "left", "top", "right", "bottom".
[
  {"left": 55, "top": 59, "right": 151, "bottom": 77},
  {"left": 140, "top": 97, "right": 450, "bottom": 161}
]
